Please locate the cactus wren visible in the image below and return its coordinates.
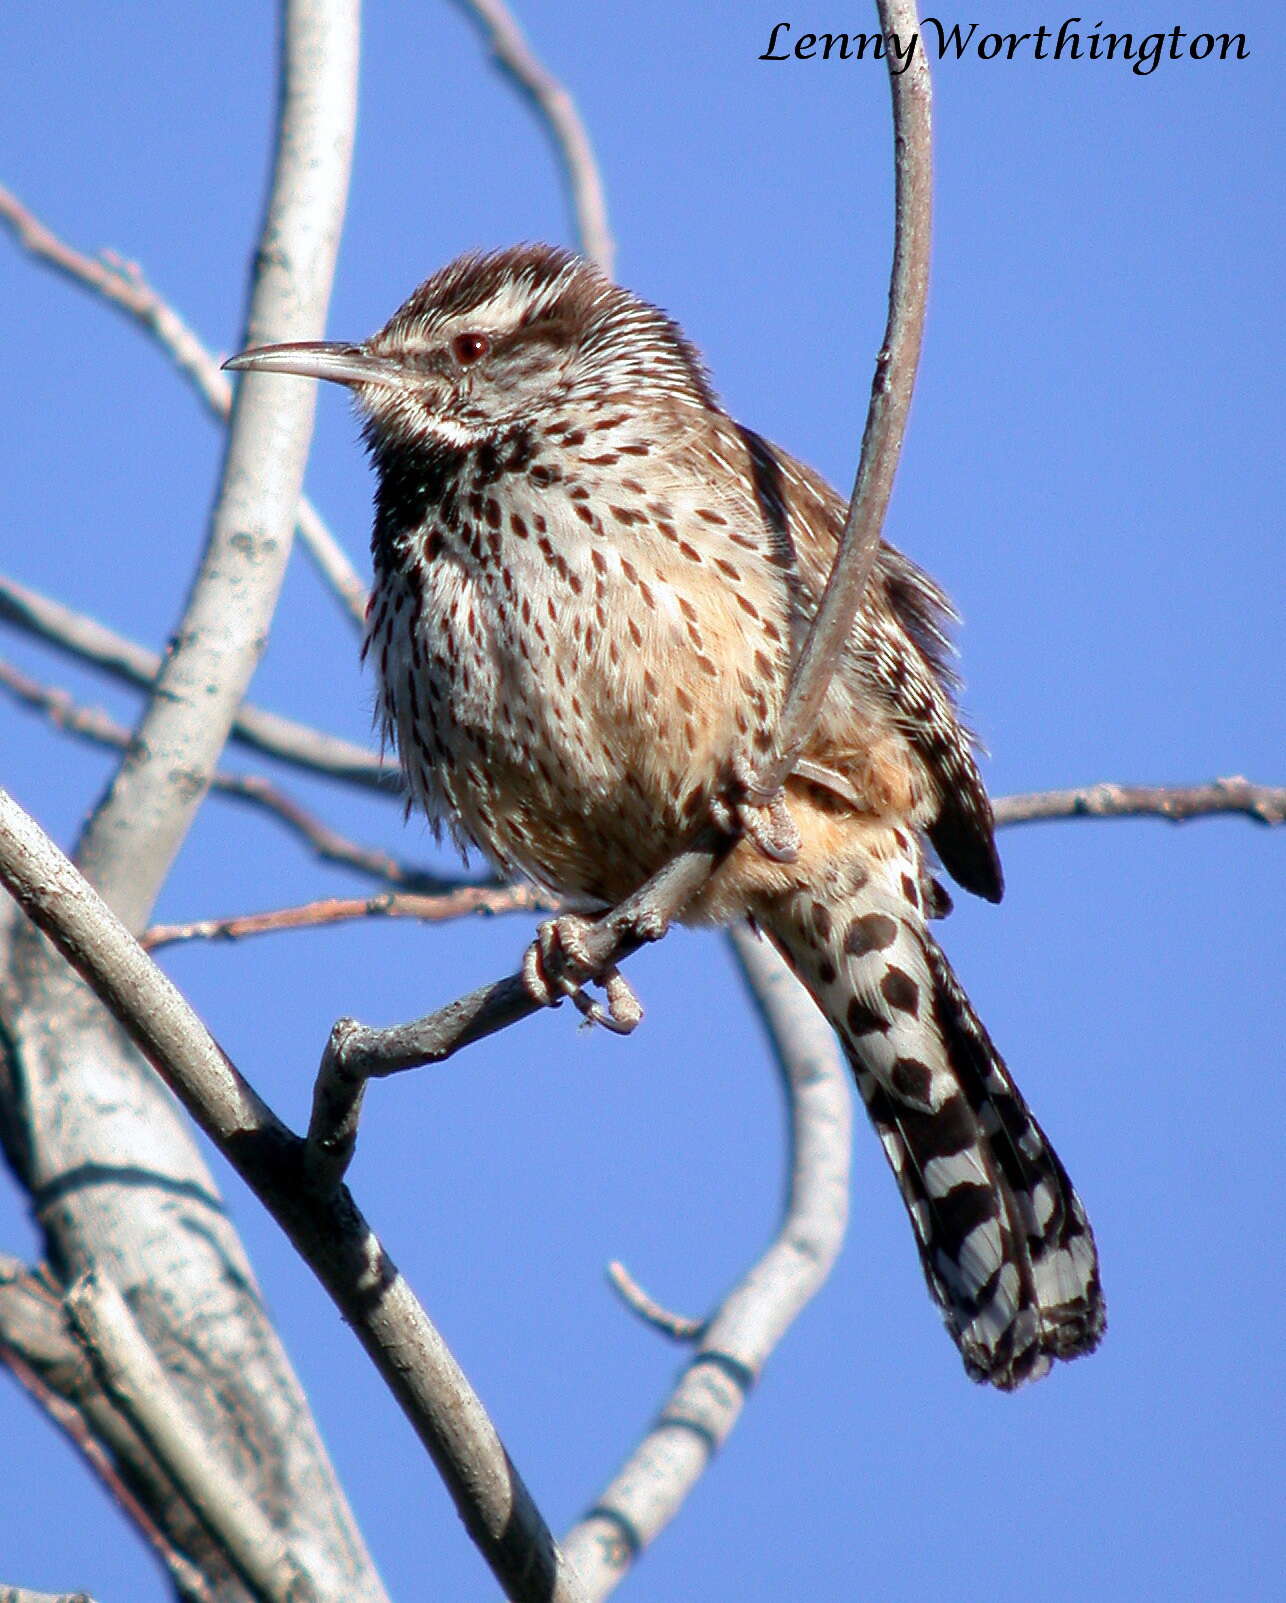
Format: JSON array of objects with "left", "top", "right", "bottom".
[{"left": 227, "top": 244, "right": 1104, "bottom": 1388}]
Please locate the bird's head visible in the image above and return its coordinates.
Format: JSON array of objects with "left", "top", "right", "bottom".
[{"left": 223, "top": 244, "right": 715, "bottom": 457}]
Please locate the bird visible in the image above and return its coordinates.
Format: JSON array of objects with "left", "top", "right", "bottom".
[{"left": 226, "top": 244, "right": 1104, "bottom": 1389}]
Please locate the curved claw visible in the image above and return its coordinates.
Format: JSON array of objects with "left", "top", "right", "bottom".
[
  {"left": 597, "top": 966, "right": 644, "bottom": 1033},
  {"left": 569, "top": 988, "right": 636, "bottom": 1035},
  {"left": 741, "top": 789, "right": 802, "bottom": 863}
]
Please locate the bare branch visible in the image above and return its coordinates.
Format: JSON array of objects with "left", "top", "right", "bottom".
[
  {"left": 761, "top": 0, "right": 933, "bottom": 795},
  {"left": 0, "top": 183, "right": 229, "bottom": 414},
  {"left": 0, "top": 185, "right": 368, "bottom": 630},
  {"left": 0, "top": 658, "right": 136, "bottom": 751},
  {"left": 562, "top": 931, "right": 851, "bottom": 1598},
  {"left": 454, "top": 0, "right": 614, "bottom": 274},
  {"left": 0, "top": 6, "right": 394, "bottom": 1597},
  {"left": 0, "top": 1267, "right": 219, "bottom": 1603},
  {"left": 204, "top": 776, "right": 432, "bottom": 884},
  {"left": 0, "top": 657, "right": 469, "bottom": 893},
  {"left": 993, "top": 776, "right": 1286, "bottom": 829},
  {"left": 296, "top": 507, "right": 368, "bottom": 630},
  {"left": 65, "top": 1273, "right": 311, "bottom": 1603},
  {"left": 0, "top": 573, "right": 393, "bottom": 791},
  {"left": 0, "top": 1588, "right": 96, "bottom": 1603},
  {"left": 303, "top": 825, "right": 731, "bottom": 1188},
  {"left": 142, "top": 885, "right": 552, "bottom": 952},
  {"left": 604, "top": 1262, "right": 703, "bottom": 1343},
  {"left": 0, "top": 786, "right": 586, "bottom": 1603}
]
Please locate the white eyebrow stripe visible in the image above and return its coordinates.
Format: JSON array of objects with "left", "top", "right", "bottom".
[{"left": 446, "top": 262, "right": 589, "bottom": 337}]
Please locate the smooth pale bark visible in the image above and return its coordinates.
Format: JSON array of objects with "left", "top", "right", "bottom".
[{"left": 0, "top": 5, "right": 386, "bottom": 1599}]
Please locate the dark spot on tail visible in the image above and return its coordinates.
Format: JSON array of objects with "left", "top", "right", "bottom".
[
  {"left": 880, "top": 966, "right": 920, "bottom": 1016},
  {"left": 845, "top": 913, "right": 898, "bottom": 956}
]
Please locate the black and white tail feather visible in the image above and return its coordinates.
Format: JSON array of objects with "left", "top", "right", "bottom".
[{"left": 764, "top": 841, "right": 1105, "bottom": 1389}]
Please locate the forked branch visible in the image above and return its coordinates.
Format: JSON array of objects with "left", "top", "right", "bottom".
[
  {"left": 0, "top": 185, "right": 368, "bottom": 630},
  {"left": 0, "top": 787, "right": 585, "bottom": 1603},
  {"left": 561, "top": 929, "right": 852, "bottom": 1597}
]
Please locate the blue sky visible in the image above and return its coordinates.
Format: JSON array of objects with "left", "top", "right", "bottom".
[{"left": 1, "top": 4, "right": 1281, "bottom": 1600}]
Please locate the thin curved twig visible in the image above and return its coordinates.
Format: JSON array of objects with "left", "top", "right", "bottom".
[
  {"left": 0, "top": 184, "right": 368, "bottom": 630},
  {"left": 763, "top": 0, "right": 933, "bottom": 791},
  {"left": 604, "top": 1262, "right": 704, "bottom": 1343},
  {"left": 453, "top": 0, "right": 614, "bottom": 275}
]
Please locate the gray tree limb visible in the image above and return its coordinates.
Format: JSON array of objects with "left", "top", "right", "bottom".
[
  {"left": 0, "top": 786, "right": 586, "bottom": 1603},
  {"left": 561, "top": 930, "right": 851, "bottom": 1597},
  {"left": 0, "top": 573, "right": 392, "bottom": 790},
  {"left": 65, "top": 1273, "right": 311, "bottom": 1603},
  {"left": 0, "top": 4, "right": 385, "bottom": 1599}
]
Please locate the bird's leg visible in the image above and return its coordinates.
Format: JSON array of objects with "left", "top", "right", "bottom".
[{"left": 521, "top": 915, "right": 644, "bottom": 1035}]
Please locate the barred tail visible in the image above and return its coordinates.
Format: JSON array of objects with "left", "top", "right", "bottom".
[{"left": 761, "top": 848, "right": 1105, "bottom": 1389}]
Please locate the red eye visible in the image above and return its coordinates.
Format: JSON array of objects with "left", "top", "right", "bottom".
[{"left": 452, "top": 332, "right": 490, "bottom": 365}]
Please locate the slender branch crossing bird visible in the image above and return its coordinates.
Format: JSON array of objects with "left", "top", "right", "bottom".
[{"left": 227, "top": 245, "right": 1105, "bottom": 1388}]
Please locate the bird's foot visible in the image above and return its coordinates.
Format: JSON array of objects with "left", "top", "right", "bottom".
[
  {"left": 521, "top": 915, "right": 644, "bottom": 1035},
  {"left": 711, "top": 753, "right": 801, "bottom": 864}
]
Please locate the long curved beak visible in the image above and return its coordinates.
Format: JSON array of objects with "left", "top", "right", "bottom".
[{"left": 222, "top": 341, "right": 400, "bottom": 388}]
